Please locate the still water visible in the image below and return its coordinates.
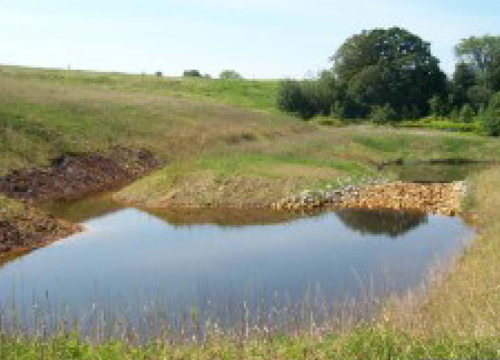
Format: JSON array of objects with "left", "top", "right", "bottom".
[{"left": 0, "top": 196, "right": 473, "bottom": 330}]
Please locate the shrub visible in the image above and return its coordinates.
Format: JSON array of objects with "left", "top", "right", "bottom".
[
  {"left": 449, "top": 108, "right": 460, "bottom": 122},
  {"left": 277, "top": 80, "right": 317, "bottom": 120},
  {"left": 183, "top": 70, "right": 202, "bottom": 78},
  {"left": 481, "top": 92, "right": 500, "bottom": 136},
  {"left": 370, "top": 104, "right": 398, "bottom": 124},
  {"left": 219, "top": 70, "right": 243, "bottom": 80},
  {"left": 459, "top": 104, "right": 475, "bottom": 123},
  {"left": 429, "top": 95, "right": 448, "bottom": 117}
]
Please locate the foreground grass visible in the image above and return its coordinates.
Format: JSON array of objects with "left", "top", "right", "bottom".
[
  {"left": 387, "top": 167, "right": 500, "bottom": 338},
  {"left": 3, "top": 169, "right": 500, "bottom": 359},
  {"left": 2, "top": 329, "right": 500, "bottom": 360}
]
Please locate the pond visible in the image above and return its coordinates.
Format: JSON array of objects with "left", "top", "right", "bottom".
[
  {"left": 384, "top": 161, "right": 494, "bottom": 183},
  {"left": 0, "top": 195, "right": 473, "bottom": 337}
]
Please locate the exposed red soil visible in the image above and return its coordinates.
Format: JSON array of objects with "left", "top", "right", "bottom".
[
  {"left": 0, "top": 203, "right": 79, "bottom": 255},
  {"left": 0, "top": 147, "right": 160, "bottom": 202},
  {"left": 0, "top": 147, "right": 160, "bottom": 256}
]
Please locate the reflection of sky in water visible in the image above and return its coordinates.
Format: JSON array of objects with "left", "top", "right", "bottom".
[{"left": 0, "top": 207, "right": 472, "bottom": 322}]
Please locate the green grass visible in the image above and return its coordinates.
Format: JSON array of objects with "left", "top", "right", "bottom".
[
  {"left": 2, "top": 327, "right": 500, "bottom": 359},
  {"left": 0, "top": 65, "right": 280, "bottom": 113},
  {"left": 117, "top": 126, "right": 500, "bottom": 208},
  {"left": 0, "top": 71, "right": 304, "bottom": 175},
  {"left": 399, "top": 117, "right": 482, "bottom": 133}
]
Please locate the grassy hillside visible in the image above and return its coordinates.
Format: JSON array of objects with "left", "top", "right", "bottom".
[
  {"left": 0, "top": 65, "right": 280, "bottom": 113},
  {"left": 4, "top": 66, "right": 499, "bottom": 207},
  {"left": 0, "top": 69, "right": 303, "bottom": 175}
]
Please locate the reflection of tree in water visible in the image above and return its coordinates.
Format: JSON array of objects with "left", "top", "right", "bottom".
[{"left": 335, "top": 209, "right": 428, "bottom": 238}]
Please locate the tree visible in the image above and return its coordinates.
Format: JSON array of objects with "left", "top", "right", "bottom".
[
  {"left": 456, "top": 35, "right": 500, "bottom": 73},
  {"left": 456, "top": 35, "right": 500, "bottom": 92},
  {"left": 219, "top": 70, "right": 243, "bottom": 80},
  {"left": 459, "top": 104, "right": 475, "bottom": 123},
  {"left": 332, "top": 27, "right": 447, "bottom": 117},
  {"left": 481, "top": 92, "right": 500, "bottom": 136},
  {"left": 450, "top": 62, "right": 477, "bottom": 108},
  {"left": 467, "top": 85, "right": 493, "bottom": 110},
  {"left": 370, "top": 104, "right": 398, "bottom": 124},
  {"left": 277, "top": 80, "right": 317, "bottom": 120},
  {"left": 183, "top": 70, "right": 202, "bottom": 77},
  {"left": 488, "top": 56, "right": 500, "bottom": 92},
  {"left": 429, "top": 95, "right": 447, "bottom": 117}
]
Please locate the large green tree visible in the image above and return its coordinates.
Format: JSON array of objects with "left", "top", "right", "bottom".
[
  {"left": 332, "top": 27, "right": 447, "bottom": 117},
  {"left": 456, "top": 35, "right": 500, "bottom": 73},
  {"left": 456, "top": 35, "right": 500, "bottom": 91},
  {"left": 451, "top": 62, "right": 477, "bottom": 108}
]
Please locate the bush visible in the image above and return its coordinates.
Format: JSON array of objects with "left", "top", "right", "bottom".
[
  {"left": 183, "top": 70, "right": 202, "bottom": 78},
  {"left": 277, "top": 80, "right": 317, "bottom": 120},
  {"left": 370, "top": 104, "right": 398, "bottom": 124},
  {"left": 459, "top": 104, "right": 475, "bottom": 123},
  {"left": 219, "top": 70, "right": 243, "bottom": 80},
  {"left": 481, "top": 92, "right": 500, "bottom": 136},
  {"left": 429, "top": 95, "right": 448, "bottom": 117}
]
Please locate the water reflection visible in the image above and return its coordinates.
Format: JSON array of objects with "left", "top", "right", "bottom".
[
  {"left": 41, "top": 194, "right": 124, "bottom": 223},
  {"left": 336, "top": 209, "right": 428, "bottom": 238},
  {"left": 152, "top": 208, "right": 304, "bottom": 227},
  {"left": 0, "top": 203, "right": 472, "bottom": 330}
]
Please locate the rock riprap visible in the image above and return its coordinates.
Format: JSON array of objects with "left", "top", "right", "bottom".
[{"left": 273, "top": 181, "right": 466, "bottom": 216}]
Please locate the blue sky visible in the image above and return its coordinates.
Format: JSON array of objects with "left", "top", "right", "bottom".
[{"left": 1, "top": 0, "right": 498, "bottom": 78}]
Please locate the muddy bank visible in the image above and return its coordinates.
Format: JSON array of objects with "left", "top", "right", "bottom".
[
  {"left": 0, "top": 147, "right": 160, "bottom": 255},
  {"left": 273, "top": 181, "right": 466, "bottom": 216},
  {"left": 0, "top": 198, "right": 78, "bottom": 255},
  {"left": 0, "top": 147, "right": 160, "bottom": 202}
]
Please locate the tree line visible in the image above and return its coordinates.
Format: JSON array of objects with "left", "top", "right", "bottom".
[{"left": 277, "top": 27, "right": 500, "bottom": 136}]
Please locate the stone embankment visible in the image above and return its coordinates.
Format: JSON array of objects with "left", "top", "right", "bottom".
[{"left": 272, "top": 180, "right": 466, "bottom": 216}]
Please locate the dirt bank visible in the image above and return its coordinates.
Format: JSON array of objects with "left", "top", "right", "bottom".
[
  {"left": 0, "top": 147, "right": 160, "bottom": 203},
  {"left": 0, "top": 147, "right": 160, "bottom": 255},
  {"left": 274, "top": 181, "right": 465, "bottom": 216},
  {"left": 0, "top": 197, "right": 78, "bottom": 255}
]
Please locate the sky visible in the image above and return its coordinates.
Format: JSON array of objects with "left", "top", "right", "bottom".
[{"left": 1, "top": 0, "right": 499, "bottom": 79}]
